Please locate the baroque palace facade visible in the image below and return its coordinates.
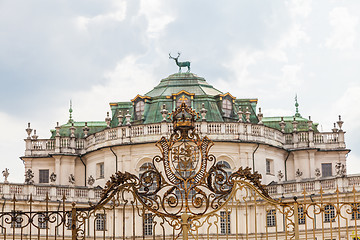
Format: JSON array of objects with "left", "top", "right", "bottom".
[{"left": 1, "top": 72, "right": 359, "bottom": 240}]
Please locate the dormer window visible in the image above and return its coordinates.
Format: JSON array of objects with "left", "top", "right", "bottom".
[
  {"left": 222, "top": 99, "right": 232, "bottom": 117},
  {"left": 176, "top": 94, "right": 191, "bottom": 108},
  {"left": 135, "top": 101, "right": 145, "bottom": 120}
]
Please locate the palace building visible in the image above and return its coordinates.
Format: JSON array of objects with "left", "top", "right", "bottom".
[{"left": 1, "top": 71, "right": 359, "bottom": 240}]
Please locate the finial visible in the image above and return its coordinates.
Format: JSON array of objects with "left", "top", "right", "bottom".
[
  {"left": 117, "top": 111, "right": 124, "bottom": 126},
  {"left": 337, "top": 115, "right": 343, "bottom": 130},
  {"left": 55, "top": 122, "right": 60, "bottom": 137},
  {"left": 307, "top": 116, "right": 313, "bottom": 131},
  {"left": 279, "top": 117, "right": 286, "bottom": 132},
  {"left": 200, "top": 103, "right": 207, "bottom": 121},
  {"left": 68, "top": 100, "right": 74, "bottom": 123},
  {"left": 294, "top": 94, "right": 301, "bottom": 117},
  {"left": 292, "top": 117, "right": 298, "bottom": 132},
  {"left": 257, "top": 107, "right": 263, "bottom": 125},
  {"left": 83, "top": 122, "right": 89, "bottom": 137},
  {"left": 237, "top": 107, "right": 243, "bottom": 122},
  {"left": 332, "top": 122, "right": 338, "bottom": 133},
  {"left": 105, "top": 112, "right": 111, "bottom": 128},
  {"left": 160, "top": 104, "right": 169, "bottom": 122},
  {"left": 32, "top": 129, "right": 38, "bottom": 140},
  {"left": 26, "top": 122, "right": 33, "bottom": 139},
  {"left": 245, "top": 107, "right": 251, "bottom": 123}
]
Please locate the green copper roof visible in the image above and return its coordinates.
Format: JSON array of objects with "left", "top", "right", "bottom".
[
  {"left": 262, "top": 116, "right": 319, "bottom": 133},
  {"left": 109, "top": 72, "right": 259, "bottom": 125},
  {"left": 50, "top": 121, "right": 107, "bottom": 138},
  {"left": 145, "top": 73, "right": 223, "bottom": 97}
]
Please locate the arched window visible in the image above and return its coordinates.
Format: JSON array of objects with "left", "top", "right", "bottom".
[
  {"left": 135, "top": 101, "right": 145, "bottom": 120},
  {"left": 222, "top": 99, "right": 232, "bottom": 117},
  {"left": 216, "top": 161, "right": 232, "bottom": 175},
  {"left": 139, "top": 162, "right": 156, "bottom": 192}
]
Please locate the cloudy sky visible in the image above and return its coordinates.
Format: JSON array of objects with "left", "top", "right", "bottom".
[{"left": 0, "top": 0, "right": 359, "bottom": 182}]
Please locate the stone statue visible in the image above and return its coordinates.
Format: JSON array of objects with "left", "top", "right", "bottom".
[
  {"left": 50, "top": 172, "right": 57, "bottom": 183},
  {"left": 315, "top": 168, "right": 321, "bottom": 179},
  {"left": 87, "top": 175, "right": 95, "bottom": 186},
  {"left": 335, "top": 162, "right": 346, "bottom": 177},
  {"left": 277, "top": 170, "right": 284, "bottom": 182},
  {"left": 69, "top": 174, "right": 75, "bottom": 185},
  {"left": 169, "top": 53, "right": 191, "bottom": 73},
  {"left": 2, "top": 168, "right": 9, "bottom": 183},
  {"left": 25, "top": 169, "right": 34, "bottom": 184}
]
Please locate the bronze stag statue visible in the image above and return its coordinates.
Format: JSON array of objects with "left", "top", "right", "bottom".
[{"left": 169, "top": 52, "right": 191, "bottom": 73}]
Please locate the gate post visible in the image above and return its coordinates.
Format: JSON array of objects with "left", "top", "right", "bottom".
[
  {"left": 181, "top": 213, "right": 189, "bottom": 240},
  {"left": 293, "top": 200, "right": 300, "bottom": 240},
  {"left": 71, "top": 203, "right": 77, "bottom": 240}
]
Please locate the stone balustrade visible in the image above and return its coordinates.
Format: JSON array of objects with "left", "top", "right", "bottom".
[
  {"left": 266, "top": 174, "right": 360, "bottom": 197},
  {"left": 1, "top": 174, "right": 359, "bottom": 201},
  {"left": 24, "top": 121, "right": 346, "bottom": 156},
  {"left": 0, "top": 183, "right": 102, "bottom": 201}
]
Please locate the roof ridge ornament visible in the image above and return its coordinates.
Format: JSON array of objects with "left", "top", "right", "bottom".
[
  {"left": 68, "top": 100, "right": 74, "bottom": 124},
  {"left": 169, "top": 52, "right": 191, "bottom": 73},
  {"left": 295, "top": 94, "right": 301, "bottom": 118}
]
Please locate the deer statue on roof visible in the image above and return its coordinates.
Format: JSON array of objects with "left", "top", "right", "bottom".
[{"left": 169, "top": 52, "right": 191, "bottom": 73}]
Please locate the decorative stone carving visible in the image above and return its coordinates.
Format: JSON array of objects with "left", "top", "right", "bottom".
[
  {"left": 2, "top": 168, "right": 9, "bottom": 183},
  {"left": 160, "top": 104, "right": 169, "bottom": 122},
  {"left": 237, "top": 107, "right": 243, "bottom": 122},
  {"left": 125, "top": 110, "right": 131, "bottom": 126},
  {"left": 26, "top": 122, "right": 33, "bottom": 139},
  {"left": 308, "top": 116, "right": 313, "bottom": 131},
  {"left": 295, "top": 168, "right": 303, "bottom": 181},
  {"left": 69, "top": 174, "right": 75, "bottom": 185},
  {"left": 24, "top": 169, "right": 34, "bottom": 185},
  {"left": 335, "top": 162, "right": 346, "bottom": 177},
  {"left": 70, "top": 123, "right": 76, "bottom": 138},
  {"left": 279, "top": 117, "right": 286, "bottom": 132},
  {"left": 337, "top": 115, "right": 343, "bottom": 130},
  {"left": 105, "top": 112, "right": 111, "bottom": 128},
  {"left": 88, "top": 175, "right": 95, "bottom": 186},
  {"left": 83, "top": 122, "right": 89, "bottom": 137},
  {"left": 200, "top": 103, "right": 207, "bottom": 121},
  {"left": 117, "top": 112, "right": 123, "bottom": 126},
  {"left": 50, "top": 172, "right": 57, "bottom": 183},
  {"left": 55, "top": 122, "right": 61, "bottom": 137},
  {"left": 245, "top": 107, "right": 251, "bottom": 123},
  {"left": 277, "top": 170, "right": 284, "bottom": 182},
  {"left": 315, "top": 168, "right": 321, "bottom": 179},
  {"left": 292, "top": 117, "right": 298, "bottom": 132},
  {"left": 257, "top": 107, "right": 263, "bottom": 125},
  {"left": 32, "top": 129, "right": 38, "bottom": 140},
  {"left": 332, "top": 123, "right": 338, "bottom": 133}
]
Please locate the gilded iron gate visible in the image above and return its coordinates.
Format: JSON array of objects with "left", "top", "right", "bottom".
[{"left": 1, "top": 103, "right": 360, "bottom": 240}]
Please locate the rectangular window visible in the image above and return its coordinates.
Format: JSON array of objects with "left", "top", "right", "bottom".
[
  {"left": 220, "top": 211, "right": 231, "bottom": 234},
  {"left": 143, "top": 213, "right": 153, "bottom": 236},
  {"left": 39, "top": 169, "right": 49, "bottom": 183},
  {"left": 324, "top": 205, "right": 335, "bottom": 222},
  {"left": 95, "top": 214, "right": 106, "bottom": 231},
  {"left": 322, "top": 163, "right": 332, "bottom": 177},
  {"left": 352, "top": 204, "right": 360, "bottom": 220},
  {"left": 266, "top": 159, "right": 273, "bottom": 175},
  {"left": 298, "top": 207, "right": 305, "bottom": 224},
  {"left": 67, "top": 213, "right": 72, "bottom": 230},
  {"left": 267, "top": 209, "right": 276, "bottom": 227},
  {"left": 38, "top": 214, "right": 47, "bottom": 229},
  {"left": 97, "top": 163, "right": 104, "bottom": 179}
]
